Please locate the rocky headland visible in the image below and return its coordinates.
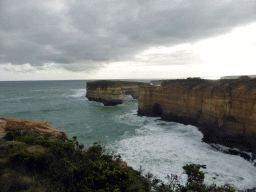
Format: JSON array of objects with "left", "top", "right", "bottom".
[
  {"left": 138, "top": 77, "right": 256, "bottom": 163},
  {"left": 86, "top": 80, "right": 145, "bottom": 106},
  {"left": 0, "top": 118, "right": 68, "bottom": 139}
]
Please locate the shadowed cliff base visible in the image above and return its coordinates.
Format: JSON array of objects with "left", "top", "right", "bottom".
[
  {"left": 138, "top": 77, "right": 256, "bottom": 164},
  {"left": 87, "top": 97, "right": 123, "bottom": 106},
  {"left": 86, "top": 80, "right": 145, "bottom": 106}
]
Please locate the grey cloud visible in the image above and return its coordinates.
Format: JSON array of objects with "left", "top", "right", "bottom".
[
  {"left": 1, "top": 2, "right": 61, "bottom": 33},
  {"left": 1, "top": 0, "right": 256, "bottom": 72},
  {"left": 2, "top": 63, "right": 38, "bottom": 73},
  {"left": 60, "top": 61, "right": 106, "bottom": 72},
  {"left": 135, "top": 49, "right": 205, "bottom": 66},
  {"left": 24, "top": 33, "right": 61, "bottom": 45},
  {"left": 119, "top": 1, "right": 256, "bottom": 44}
]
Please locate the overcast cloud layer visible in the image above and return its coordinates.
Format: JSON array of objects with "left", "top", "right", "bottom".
[{"left": 1, "top": 0, "right": 256, "bottom": 72}]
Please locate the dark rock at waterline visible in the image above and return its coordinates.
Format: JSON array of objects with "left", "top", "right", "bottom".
[
  {"left": 87, "top": 97, "right": 123, "bottom": 106},
  {"left": 191, "top": 164, "right": 207, "bottom": 169},
  {"left": 87, "top": 96, "right": 122, "bottom": 106},
  {"left": 245, "top": 188, "right": 256, "bottom": 192},
  {"left": 209, "top": 143, "right": 254, "bottom": 164}
]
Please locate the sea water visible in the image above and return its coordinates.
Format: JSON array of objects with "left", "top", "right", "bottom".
[{"left": 0, "top": 80, "right": 255, "bottom": 191}]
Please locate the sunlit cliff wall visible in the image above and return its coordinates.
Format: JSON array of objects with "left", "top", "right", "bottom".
[{"left": 138, "top": 78, "right": 256, "bottom": 159}]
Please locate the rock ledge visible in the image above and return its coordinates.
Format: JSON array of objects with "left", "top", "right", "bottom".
[{"left": 0, "top": 118, "right": 67, "bottom": 139}]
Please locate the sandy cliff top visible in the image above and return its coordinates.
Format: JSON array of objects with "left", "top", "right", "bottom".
[{"left": 0, "top": 118, "right": 67, "bottom": 139}]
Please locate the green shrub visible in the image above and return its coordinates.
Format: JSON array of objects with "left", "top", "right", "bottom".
[
  {"left": 182, "top": 164, "right": 205, "bottom": 183},
  {"left": 17, "top": 136, "right": 38, "bottom": 145},
  {"left": 8, "top": 150, "right": 47, "bottom": 172},
  {"left": 0, "top": 171, "right": 34, "bottom": 192},
  {"left": 3, "top": 129, "right": 22, "bottom": 141},
  {"left": 0, "top": 141, "right": 27, "bottom": 158}
]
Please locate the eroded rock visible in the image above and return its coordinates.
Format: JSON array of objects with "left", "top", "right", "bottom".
[
  {"left": 86, "top": 80, "right": 145, "bottom": 106},
  {"left": 0, "top": 118, "right": 68, "bottom": 139}
]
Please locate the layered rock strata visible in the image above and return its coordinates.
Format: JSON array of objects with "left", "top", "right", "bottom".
[
  {"left": 86, "top": 80, "right": 144, "bottom": 106},
  {"left": 0, "top": 118, "right": 68, "bottom": 139},
  {"left": 138, "top": 78, "right": 256, "bottom": 160}
]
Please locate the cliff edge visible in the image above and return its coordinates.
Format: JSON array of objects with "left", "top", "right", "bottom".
[
  {"left": 138, "top": 77, "right": 256, "bottom": 161},
  {"left": 0, "top": 118, "right": 68, "bottom": 139},
  {"left": 86, "top": 80, "right": 145, "bottom": 106}
]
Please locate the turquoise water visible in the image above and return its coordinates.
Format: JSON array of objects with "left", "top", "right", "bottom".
[
  {"left": 0, "top": 80, "right": 140, "bottom": 147},
  {"left": 1, "top": 80, "right": 256, "bottom": 191}
]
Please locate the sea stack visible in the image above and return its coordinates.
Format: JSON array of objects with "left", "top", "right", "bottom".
[
  {"left": 138, "top": 77, "right": 256, "bottom": 160},
  {"left": 86, "top": 80, "right": 144, "bottom": 106}
]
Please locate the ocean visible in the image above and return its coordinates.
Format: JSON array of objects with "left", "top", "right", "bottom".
[{"left": 0, "top": 80, "right": 256, "bottom": 191}]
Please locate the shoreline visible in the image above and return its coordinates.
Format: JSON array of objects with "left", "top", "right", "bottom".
[{"left": 147, "top": 116, "right": 256, "bottom": 166}]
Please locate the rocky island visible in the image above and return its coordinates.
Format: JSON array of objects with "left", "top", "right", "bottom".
[
  {"left": 138, "top": 77, "right": 256, "bottom": 162},
  {"left": 86, "top": 80, "right": 145, "bottom": 106}
]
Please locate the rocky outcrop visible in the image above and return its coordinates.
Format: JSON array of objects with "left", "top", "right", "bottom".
[
  {"left": 86, "top": 80, "right": 144, "bottom": 106},
  {"left": 138, "top": 78, "right": 256, "bottom": 160},
  {"left": 86, "top": 87, "right": 124, "bottom": 106},
  {"left": 0, "top": 118, "right": 68, "bottom": 139}
]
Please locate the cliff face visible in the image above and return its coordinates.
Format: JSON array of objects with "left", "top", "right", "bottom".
[
  {"left": 138, "top": 78, "right": 256, "bottom": 159},
  {"left": 86, "top": 81, "right": 144, "bottom": 106},
  {"left": 138, "top": 85, "right": 163, "bottom": 116},
  {"left": 86, "top": 87, "right": 124, "bottom": 106}
]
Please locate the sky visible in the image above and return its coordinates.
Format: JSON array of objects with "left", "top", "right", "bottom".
[{"left": 1, "top": 0, "right": 256, "bottom": 81}]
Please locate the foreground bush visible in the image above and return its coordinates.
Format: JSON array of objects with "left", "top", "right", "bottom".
[
  {"left": 0, "top": 129, "right": 150, "bottom": 192},
  {"left": 0, "top": 128, "right": 235, "bottom": 192}
]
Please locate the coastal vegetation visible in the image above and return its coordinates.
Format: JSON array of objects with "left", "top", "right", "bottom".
[{"left": 0, "top": 128, "right": 235, "bottom": 192}]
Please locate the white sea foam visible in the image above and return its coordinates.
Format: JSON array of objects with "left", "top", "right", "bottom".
[
  {"left": 0, "top": 96, "right": 34, "bottom": 102},
  {"left": 114, "top": 110, "right": 148, "bottom": 127},
  {"left": 30, "top": 89, "right": 44, "bottom": 92},
  {"left": 64, "top": 89, "right": 87, "bottom": 98},
  {"left": 71, "top": 89, "right": 87, "bottom": 98},
  {"left": 124, "top": 95, "right": 134, "bottom": 101},
  {"left": 110, "top": 112, "right": 256, "bottom": 191}
]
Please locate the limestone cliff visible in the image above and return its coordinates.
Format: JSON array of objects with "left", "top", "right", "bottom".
[
  {"left": 138, "top": 78, "right": 256, "bottom": 160},
  {"left": 0, "top": 118, "right": 68, "bottom": 139},
  {"left": 86, "top": 80, "right": 144, "bottom": 106}
]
